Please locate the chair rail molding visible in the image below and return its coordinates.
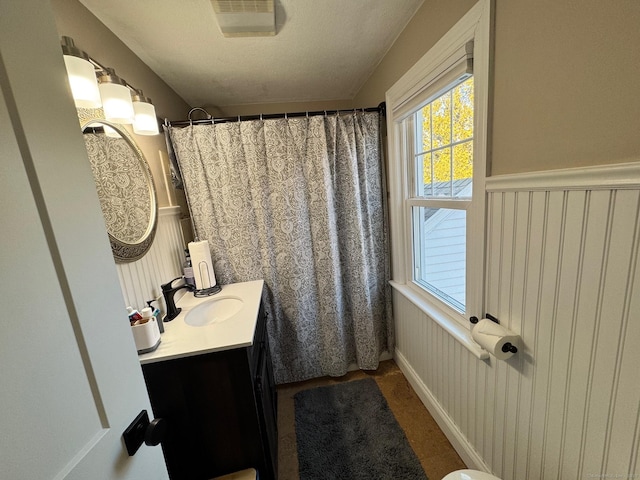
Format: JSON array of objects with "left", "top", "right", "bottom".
[{"left": 486, "top": 161, "right": 640, "bottom": 192}]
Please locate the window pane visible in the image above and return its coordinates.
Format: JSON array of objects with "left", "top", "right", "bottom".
[
  {"left": 432, "top": 91, "right": 451, "bottom": 148},
  {"left": 413, "top": 206, "right": 466, "bottom": 312},
  {"left": 421, "top": 104, "right": 431, "bottom": 152},
  {"left": 432, "top": 148, "right": 452, "bottom": 196},
  {"left": 453, "top": 140, "right": 473, "bottom": 197},
  {"left": 452, "top": 77, "right": 474, "bottom": 142},
  {"left": 416, "top": 153, "right": 432, "bottom": 196}
]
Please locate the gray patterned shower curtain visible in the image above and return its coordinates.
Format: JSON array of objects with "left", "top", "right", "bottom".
[{"left": 168, "top": 112, "right": 392, "bottom": 384}]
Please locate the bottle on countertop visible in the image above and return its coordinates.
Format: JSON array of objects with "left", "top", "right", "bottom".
[
  {"left": 140, "top": 307, "right": 153, "bottom": 324},
  {"left": 127, "top": 306, "right": 143, "bottom": 324},
  {"left": 183, "top": 249, "right": 196, "bottom": 288}
]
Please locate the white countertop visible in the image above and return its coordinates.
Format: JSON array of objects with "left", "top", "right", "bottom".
[{"left": 138, "top": 279, "right": 264, "bottom": 365}]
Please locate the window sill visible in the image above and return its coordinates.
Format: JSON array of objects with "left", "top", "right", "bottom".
[{"left": 389, "top": 280, "right": 489, "bottom": 360}]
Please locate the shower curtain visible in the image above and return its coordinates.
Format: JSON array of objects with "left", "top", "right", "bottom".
[{"left": 168, "top": 112, "right": 392, "bottom": 384}]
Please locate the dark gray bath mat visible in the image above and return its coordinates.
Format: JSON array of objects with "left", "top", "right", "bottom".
[{"left": 294, "top": 377, "right": 428, "bottom": 480}]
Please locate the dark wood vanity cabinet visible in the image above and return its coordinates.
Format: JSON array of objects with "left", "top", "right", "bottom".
[{"left": 142, "top": 305, "right": 278, "bottom": 480}]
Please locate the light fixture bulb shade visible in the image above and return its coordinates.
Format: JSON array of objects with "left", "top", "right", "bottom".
[
  {"left": 133, "top": 100, "right": 159, "bottom": 135},
  {"left": 63, "top": 55, "right": 101, "bottom": 108},
  {"left": 99, "top": 82, "right": 134, "bottom": 124}
]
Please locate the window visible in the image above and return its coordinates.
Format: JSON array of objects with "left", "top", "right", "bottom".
[
  {"left": 386, "top": 0, "right": 489, "bottom": 325},
  {"left": 412, "top": 77, "right": 474, "bottom": 313}
]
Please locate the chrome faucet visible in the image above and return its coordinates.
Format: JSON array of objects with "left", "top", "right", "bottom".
[{"left": 161, "top": 277, "right": 193, "bottom": 322}]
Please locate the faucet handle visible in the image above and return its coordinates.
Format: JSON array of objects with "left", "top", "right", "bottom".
[{"left": 161, "top": 276, "right": 183, "bottom": 291}]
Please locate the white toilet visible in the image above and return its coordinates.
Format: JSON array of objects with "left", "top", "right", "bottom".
[{"left": 442, "top": 469, "right": 501, "bottom": 480}]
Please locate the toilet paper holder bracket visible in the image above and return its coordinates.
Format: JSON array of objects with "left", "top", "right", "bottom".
[{"left": 469, "top": 312, "right": 500, "bottom": 324}]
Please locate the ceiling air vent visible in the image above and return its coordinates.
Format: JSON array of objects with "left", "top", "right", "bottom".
[{"left": 210, "top": 0, "right": 276, "bottom": 37}]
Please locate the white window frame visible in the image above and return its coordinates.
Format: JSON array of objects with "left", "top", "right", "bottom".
[{"left": 386, "top": 0, "right": 490, "bottom": 335}]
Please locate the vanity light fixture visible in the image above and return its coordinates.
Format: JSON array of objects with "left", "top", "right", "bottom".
[
  {"left": 60, "top": 36, "right": 160, "bottom": 135},
  {"left": 98, "top": 68, "right": 135, "bottom": 124},
  {"left": 132, "top": 90, "right": 160, "bottom": 135},
  {"left": 61, "top": 36, "right": 102, "bottom": 108}
]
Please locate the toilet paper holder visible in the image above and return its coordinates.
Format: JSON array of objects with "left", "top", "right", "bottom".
[
  {"left": 469, "top": 313, "right": 518, "bottom": 354},
  {"left": 470, "top": 313, "right": 500, "bottom": 325}
]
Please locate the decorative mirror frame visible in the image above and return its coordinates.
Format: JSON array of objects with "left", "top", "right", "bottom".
[{"left": 80, "top": 110, "right": 158, "bottom": 263}]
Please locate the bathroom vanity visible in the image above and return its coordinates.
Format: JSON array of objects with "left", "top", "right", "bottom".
[{"left": 138, "top": 280, "right": 277, "bottom": 480}]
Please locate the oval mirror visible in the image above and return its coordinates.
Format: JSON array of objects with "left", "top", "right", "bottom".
[{"left": 81, "top": 119, "right": 158, "bottom": 262}]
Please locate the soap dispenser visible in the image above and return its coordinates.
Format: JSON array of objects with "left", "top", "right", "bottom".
[{"left": 146, "top": 299, "right": 164, "bottom": 333}]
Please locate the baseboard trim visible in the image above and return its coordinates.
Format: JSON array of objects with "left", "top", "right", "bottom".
[{"left": 394, "top": 350, "right": 491, "bottom": 473}]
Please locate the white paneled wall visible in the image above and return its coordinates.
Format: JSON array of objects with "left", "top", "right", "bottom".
[
  {"left": 394, "top": 164, "right": 640, "bottom": 480},
  {"left": 116, "top": 206, "right": 184, "bottom": 313}
]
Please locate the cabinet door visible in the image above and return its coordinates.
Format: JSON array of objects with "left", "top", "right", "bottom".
[{"left": 144, "top": 351, "right": 262, "bottom": 480}]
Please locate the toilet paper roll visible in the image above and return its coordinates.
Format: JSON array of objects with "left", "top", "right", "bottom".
[
  {"left": 471, "top": 318, "right": 520, "bottom": 360},
  {"left": 188, "top": 240, "right": 217, "bottom": 290}
]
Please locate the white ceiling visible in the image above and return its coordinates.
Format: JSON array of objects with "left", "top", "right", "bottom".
[{"left": 78, "top": 0, "right": 424, "bottom": 108}]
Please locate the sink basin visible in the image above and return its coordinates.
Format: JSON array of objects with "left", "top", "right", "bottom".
[{"left": 184, "top": 296, "right": 244, "bottom": 327}]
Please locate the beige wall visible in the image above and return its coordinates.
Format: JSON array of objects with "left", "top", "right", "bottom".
[
  {"left": 491, "top": 0, "right": 640, "bottom": 174},
  {"left": 50, "top": 0, "right": 192, "bottom": 208},
  {"left": 354, "top": 0, "right": 640, "bottom": 175}
]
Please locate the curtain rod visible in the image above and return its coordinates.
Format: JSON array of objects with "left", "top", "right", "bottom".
[{"left": 166, "top": 102, "right": 386, "bottom": 127}]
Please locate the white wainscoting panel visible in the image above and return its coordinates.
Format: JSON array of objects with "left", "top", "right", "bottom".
[
  {"left": 393, "top": 167, "right": 640, "bottom": 480},
  {"left": 116, "top": 206, "right": 184, "bottom": 314}
]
